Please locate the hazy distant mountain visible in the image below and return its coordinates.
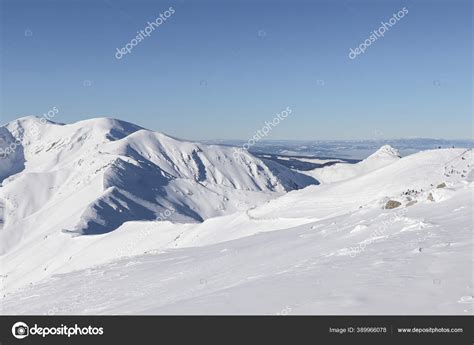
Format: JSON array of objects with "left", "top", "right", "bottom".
[{"left": 204, "top": 138, "right": 474, "bottom": 160}]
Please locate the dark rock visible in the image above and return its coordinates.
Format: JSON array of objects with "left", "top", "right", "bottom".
[
  {"left": 427, "top": 193, "right": 435, "bottom": 202},
  {"left": 385, "top": 200, "right": 402, "bottom": 209}
]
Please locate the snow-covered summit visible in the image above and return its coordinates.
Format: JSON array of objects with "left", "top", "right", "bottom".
[
  {"left": 367, "top": 144, "right": 401, "bottom": 159},
  {"left": 0, "top": 116, "right": 316, "bottom": 240},
  {"left": 303, "top": 144, "right": 401, "bottom": 184}
]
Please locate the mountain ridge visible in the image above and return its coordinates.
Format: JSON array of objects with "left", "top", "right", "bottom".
[{"left": 0, "top": 116, "right": 317, "bottom": 239}]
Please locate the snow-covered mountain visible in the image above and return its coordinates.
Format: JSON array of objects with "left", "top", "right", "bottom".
[
  {"left": 302, "top": 144, "right": 401, "bottom": 183},
  {"left": 0, "top": 116, "right": 316, "bottom": 240},
  {"left": 0, "top": 117, "right": 472, "bottom": 315}
]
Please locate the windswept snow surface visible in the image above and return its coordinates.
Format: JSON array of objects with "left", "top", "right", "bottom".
[{"left": 0, "top": 117, "right": 472, "bottom": 315}]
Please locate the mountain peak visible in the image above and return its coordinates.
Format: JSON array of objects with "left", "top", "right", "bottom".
[
  {"left": 74, "top": 117, "right": 142, "bottom": 130},
  {"left": 4, "top": 115, "right": 61, "bottom": 128},
  {"left": 369, "top": 145, "right": 401, "bottom": 159}
]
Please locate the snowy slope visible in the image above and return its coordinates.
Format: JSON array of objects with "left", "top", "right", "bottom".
[
  {"left": 0, "top": 136, "right": 472, "bottom": 315},
  {"left": 252, "top": 147, "right": 468, "bottom": 220},
  {"left": 0, "top": 149, "right": 472, "bottom": 315},
  {"left": 302, "top": 144, "right": 401, "bottom": 184},
  {"left": 0, "top": 116, "right": 472, "bottom": 314}
]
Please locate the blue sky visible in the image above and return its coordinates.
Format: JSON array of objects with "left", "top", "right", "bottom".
[{"left": 1, "top": 0, "right": 472, "bottom": 140}]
